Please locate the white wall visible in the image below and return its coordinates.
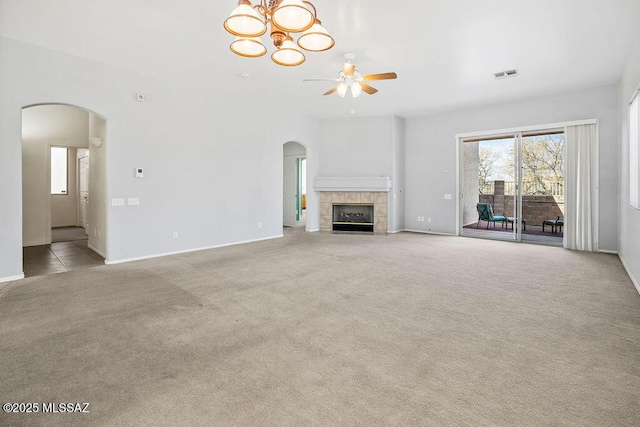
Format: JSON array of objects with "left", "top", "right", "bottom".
[
  {"left": 619, "top": 33, "right": 640, "bottom": 292},
  {"left": 391, "top": 116, "right": 405, "bottom": 232},
  {"left": 0, "top": 36, "right": 319, "bottom": 280},
  {"left": 405, "top": 84, "right": 620, "bottom": 251},
  {"left": 21, "top": 141, "right": 49, "bottom": 247},
  {"left": 21, "top": 105, "right": 90, "bottom": 245},
  {"left": 318, "top": 116, "right": 405, "bottom": 232},
  {"left": 319, "top": 117, "right": 394, "bottom": 177}
]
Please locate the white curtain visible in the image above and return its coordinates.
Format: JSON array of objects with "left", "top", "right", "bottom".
[{"left": 564, "top": 123, "right": 598, "bottom": 251}]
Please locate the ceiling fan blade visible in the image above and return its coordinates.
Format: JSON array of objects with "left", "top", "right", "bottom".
[
  {"left": 343, "top": 62, "right": 356, "bottom": 77},
  {"left": 361, "top": 72, "right": 398, "bottom": 81},
  {"left": 360, "top": 83, "right": 378, "bottom": 95},
  {"left": 304, "top": 78, "right": 341, "bottom": 82},
  {"left": 323, "top": 86, "right": 339, "bottom": 96}
]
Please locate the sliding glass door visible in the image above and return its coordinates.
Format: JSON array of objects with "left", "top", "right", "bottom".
[
  {"left": 461, "top": 135, "right": 518, "bottom": 241},
  {"left": 519, "top": 133, "right": 565, "bottom": 243},
  {"left": 461, "top": 130, "right": 565, "bottom": 245}
]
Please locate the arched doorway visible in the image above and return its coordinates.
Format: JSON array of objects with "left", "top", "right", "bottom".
[
  {"left": 283, "top": 141, "right": 307, "bottom": 230},
  {"left": 21, "top": 104, "right": 108, "bottom": 277}
]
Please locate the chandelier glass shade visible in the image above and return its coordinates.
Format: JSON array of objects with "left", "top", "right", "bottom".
[
  {"left": 224, "top": 0, "right": 334, "bottom": 66},
  {"left": 230, "top": 37, "right": 267, "bottom": 58},
  {"left": 224, "top": 3, "right": 267, "bottom": 37},
  {"left": 271, "top": 36, "right": 305, "bottom": 66},
  {"left": 271, "top": 0, "right": 314, "bottom": 33},
  {"left": 297, "top": 19, "right": 335, "bottom": 52}
]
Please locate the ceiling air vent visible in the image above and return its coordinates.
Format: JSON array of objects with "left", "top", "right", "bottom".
[{"left": 494, "top": 69, "right": 518, "bottom": 79}]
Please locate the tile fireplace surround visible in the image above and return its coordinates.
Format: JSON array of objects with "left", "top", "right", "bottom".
[
  {"left": 314, "top": 176, "right": 392, "bottom": 235},
  {"left": 320, "top": 191, "right": 388, "bottom": 234}
]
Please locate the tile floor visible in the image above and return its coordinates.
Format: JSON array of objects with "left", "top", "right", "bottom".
[{"left": 23, "top": 240, "right": 104, "bottom": 278}]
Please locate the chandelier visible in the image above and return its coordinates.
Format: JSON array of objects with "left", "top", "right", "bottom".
[{"left": 224, "top": 0, "right": 335, "bottom": 66}]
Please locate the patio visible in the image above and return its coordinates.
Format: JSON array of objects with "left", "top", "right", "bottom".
[{"left": 463, "top": 221, "right": 563, "bottom": 245}]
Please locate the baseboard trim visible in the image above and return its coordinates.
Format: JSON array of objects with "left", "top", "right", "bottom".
[
  {"left": 87, "top": 244, "right": 106, "bottom": 258},
  {"left": 402, "top": 229, "right": 456, "bottom": 236},
  {"left": 307, "top": 228, "right": 320, "bottom": 232},
  {"left": 619, "top": 254, "right": 640, "bottom": 296},
  {"left": 388, "top": 229, "right": 404, "bottom": 234},
  {"left": 598, "top": 249, "right": 619, "bottom": 254},
  {"left": 104, "top": 234, "right": 283, "bottom": 265},
  {"left": 0, "top": 273, "right": 25, "bottom": 283}
]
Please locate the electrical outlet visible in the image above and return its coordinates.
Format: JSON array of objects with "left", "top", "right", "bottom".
[
  {"left": 173, "top": 231, "right": 178, "bottom": 239},
  {"left": 258, "top": 221, "right": 262, "bottom": 228},
  {"left": 428, "top": 217, "right": 432, "bottom": 223}
]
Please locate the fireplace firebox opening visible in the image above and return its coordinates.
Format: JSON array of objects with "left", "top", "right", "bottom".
[{"left": 332, "top": 204, "right": 374, "bottom": 233}]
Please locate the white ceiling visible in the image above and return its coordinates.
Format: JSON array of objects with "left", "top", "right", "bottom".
[{"left": 1, "top": 0, "right": 639, "bottom": 119}]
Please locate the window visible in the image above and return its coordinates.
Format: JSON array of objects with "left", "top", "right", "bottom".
[
  {"left": 631, "top": 91, "right": 640, "bottom": 209},
  {"left": 51, "top": 147, "right": 68, "bottom": 195}
]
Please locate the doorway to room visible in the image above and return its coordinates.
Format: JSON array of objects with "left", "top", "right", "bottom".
[
  {"left": 21, "top": 104, "right": 108, "bottom": 277},
  {"left": 283, "top": 141, "right": 307, "bottom": 230},
  {"left": 460, "top": 130, "right": 565, "bottom": 245}
]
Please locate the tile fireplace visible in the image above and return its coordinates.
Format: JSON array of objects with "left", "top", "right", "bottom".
[{"left": 314, "top": 177, "right": 392, "bottom": 235}]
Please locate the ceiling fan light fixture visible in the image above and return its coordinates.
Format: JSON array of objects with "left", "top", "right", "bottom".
[
  {"left": 271, "top": 36, "right": 306, "bottom": 66},
  {"left": 297, "top": 19, "right": 335, "bottom": 52},
  {"left": 224, "top": 1, "right": 267, "bottom": 37},
  {"left": 230, "top": 36, "right": 267, "bottom": 57},
  {"left": 304, "top": 53, "right": 396, "bottom": 98},
  {"left": 336, "top": 83, "right": 348, "bottom": 98},
  {"left": 271, "top": 0, "right": 314, "bottom": 33},
  {"left": 350, "top": 83, "right": 362, "bottom": 98}
]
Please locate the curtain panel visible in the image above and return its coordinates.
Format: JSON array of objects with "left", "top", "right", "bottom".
[{"left": 564, "top": 123, "right": 598, "bottom": 251}]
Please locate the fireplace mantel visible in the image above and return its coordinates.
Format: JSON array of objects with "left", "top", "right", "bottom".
[{"left": 313, "top": 176, "right": 391, "bottom": 192}]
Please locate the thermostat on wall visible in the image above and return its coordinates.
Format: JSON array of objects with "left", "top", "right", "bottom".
[{"left": 136, "top": 168, "right": 144, "bottom": 178}]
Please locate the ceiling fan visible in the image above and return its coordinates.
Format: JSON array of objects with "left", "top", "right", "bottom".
[{"left": 304, "top": 53, "right": 397, "bottom": 98}]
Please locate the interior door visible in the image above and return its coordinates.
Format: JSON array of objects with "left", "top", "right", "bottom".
[
  {"left": 78, "top": 154, "right": 89, "bottom": 231},
  {"left": 283, "top": 156, "right": 297, "bottom": 227}
]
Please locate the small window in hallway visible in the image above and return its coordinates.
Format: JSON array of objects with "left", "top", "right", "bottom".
[{"left": 51, "top": 146, "right": 68, "bottom": 195}]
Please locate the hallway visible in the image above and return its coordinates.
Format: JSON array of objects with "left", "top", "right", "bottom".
[{"left": 23, "top": 228, "right": 104, "bottom": 277}]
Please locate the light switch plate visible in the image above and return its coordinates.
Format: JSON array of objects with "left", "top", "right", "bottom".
[
  {"left": 444, "top": 194, "right": 453, "bottom": 200},
  {"left": 128, "top": 198, "right": 140, "bottom": 206},
  {"left": 112, "top": 198, "right": 125, "bottom": 206}
]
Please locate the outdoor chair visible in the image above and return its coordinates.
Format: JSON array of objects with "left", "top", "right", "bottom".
[
  {"left": 543, "top": 216, "right": 564, "bottom": 234},
  {"left": 476, "top": 203, "right": 507, "bottom": 229}
]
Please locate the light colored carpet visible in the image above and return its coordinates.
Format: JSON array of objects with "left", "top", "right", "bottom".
[{"left": 1, "top": 230, "right": 638, "bottom": 426}]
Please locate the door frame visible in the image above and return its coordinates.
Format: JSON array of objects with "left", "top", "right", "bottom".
[
  {"left": 21, "top": 103, "right": 109, "bottom": 259},
  {"left": 455, "top": 119, "right": 597, "bottom": 240},
  {"left": 282, "top": 141, "right": 308, "bottom": 229}
]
